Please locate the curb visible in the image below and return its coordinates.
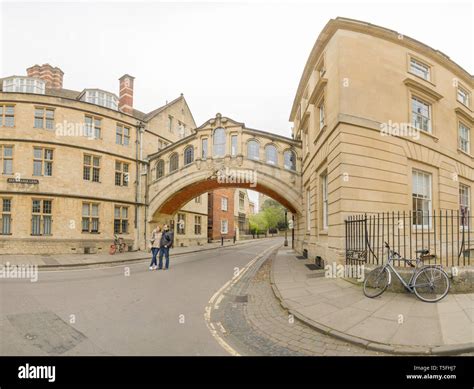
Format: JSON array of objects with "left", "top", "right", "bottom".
[
  {"left": 269, "top": 252, "right": 474, "bottom": 356},
  {"left": 14, "top": 238, "right": 269, "bottom": 270}
]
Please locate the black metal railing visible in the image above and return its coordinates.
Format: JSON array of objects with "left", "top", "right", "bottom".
[{"left": 345, "top": 210, "right": 472, "bottom": 267}]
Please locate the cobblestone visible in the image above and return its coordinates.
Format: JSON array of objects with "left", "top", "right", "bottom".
[{"left": 217, "top": 249, "right": 387, "bottom": 356}]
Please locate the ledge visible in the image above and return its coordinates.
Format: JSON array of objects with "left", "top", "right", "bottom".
[{"left": 403, "top": 77, "right": 443, "bottom": 101}]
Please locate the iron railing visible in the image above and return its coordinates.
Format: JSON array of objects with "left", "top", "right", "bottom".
[{"left": 345, "top": 210, "right": 472, "bottom": 267}]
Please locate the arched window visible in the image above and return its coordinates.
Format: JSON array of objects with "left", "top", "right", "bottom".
[
  {"left": 247, "top": 140, "right": 259, "bottom": 160},
  {"left": 284, "top": 150, "right": 296, "bottom": 171},
  {"left": 169, "top": 153, "right": 179, "bottom": 173},
  {"left": 156, "top": 159, "right": 164, "bottom": 179},
  {"left": 265, "top": 144, "right": 278, "bottom": 165},
  {"left": 184, "top": 146, "right": 194, "bottom": 165},
  {"left": 213, "top": 127, "right": 226, "bottom": 157}
]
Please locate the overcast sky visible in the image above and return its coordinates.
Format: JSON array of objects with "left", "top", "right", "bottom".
[
  {"left": 1, "top": 1, "right": 472, "bottom": 207},
  {"left": 1, "top": 1, "right": 472, "bottom": 138}
]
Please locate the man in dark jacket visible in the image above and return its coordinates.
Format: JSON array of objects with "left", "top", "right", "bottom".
[{"left": 158, "top": 224, "right": 174, "bottom": 270}]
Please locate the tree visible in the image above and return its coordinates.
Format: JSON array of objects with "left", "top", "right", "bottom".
[{"left": 249, "top": 213, "right": 268, "bottom": 234}]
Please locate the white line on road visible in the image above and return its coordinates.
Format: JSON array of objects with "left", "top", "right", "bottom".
[{"left": 204, "top": 242, "right": 281, "bottom": 357}]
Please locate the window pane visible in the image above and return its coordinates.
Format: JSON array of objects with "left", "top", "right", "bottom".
[
  {"left": 3, "top": 160, "right": 12, "bottom": 174},
  {"left": 33, "top": 160, "right": 42, "bottom": 176},
  {"left": 82, "top": 203, "right": 90, "bottom": 216},
  {"left": 43, "top": 216, "right": 52, "bottom": 235}
]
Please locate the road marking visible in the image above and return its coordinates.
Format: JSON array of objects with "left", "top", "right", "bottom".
[
  {"left": 214, "top": 294, "right": 225, "bottom": 310},
  {"left": 204, "top": 242, "right": 281, "bottom": 357}
]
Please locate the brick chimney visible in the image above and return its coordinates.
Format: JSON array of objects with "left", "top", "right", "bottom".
[
  {"left": 118, "top": 74, "right": 135, "bottom": 114},
  {"left": 27, "top": 64, "right": 64, "bottom": 89}
]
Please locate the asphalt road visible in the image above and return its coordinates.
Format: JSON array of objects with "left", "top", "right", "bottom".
[{"left": 0, "top": 238, "right": 282, "bottom": 356}]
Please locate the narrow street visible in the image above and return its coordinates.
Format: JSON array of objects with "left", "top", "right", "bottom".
[{"left": 0, "top": 238, "right": 374, "bottom": 356}]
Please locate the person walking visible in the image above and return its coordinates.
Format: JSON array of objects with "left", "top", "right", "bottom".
[
  {"left": 149, "top": 225, "right": 162, "bottom": 271},
  {"left": 158, "top": 224, "right": 174, "bottom": 270}
]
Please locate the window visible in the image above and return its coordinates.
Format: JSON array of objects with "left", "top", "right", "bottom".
[
  {"left": 213, "top": 127, "right": 226, "bottom": 157},
  {"left": 83, "top": 154, "right": 100, "bottom": 182},
  {"left": 169, "top": 153, "right": 179, "bottom": 173},
  {"left": 0, "top": 105, "right": 15, "bottom": 127},
  {"left": 306, "top": 188, "right": 311, "bottom": 231},
  {"left": 178, "top": 121, "right": 186, "bottom": 139},
  {"left": 319, "top": 101, "right": 325, "bottom": 129},
  {"left": 221, "top": 219, "right": 228, "bottom": 234},
  {"left": 115, "top": 161, "right": 129, "bottom": 186},
  {"left": 231, "top": 135, "right": 238, "bottom": 156},
  {"left": 322, "top": 174, "right": 328, "bottom": 229},
  {"left": 31, "top": 199, "right": 52, "bottom": 236},
  {"left": 459, "top": 184, "right": 470, "bottom": 227},
  {"left": 156, "top": 159, "right": 165, "bottom": 180},
  {"left": 3, "top": 77, "right": 45, "bottom": 94},
  {"left": 284, "top": 150, "right": 296, "bottom": 171},
  {"left": 459, "top": 122, "right": 470, "bottom": 153},
  {"left": 194, "top": 216, "right": 202, "bottom": 235},
  {"left": 168, "top": 116, "right": 173, "bottom": 132},
  {"left": 82, "top": 203, "right": 99, "bottom": 233},
  {"left": 85, "top": 115, "right": 102, "bottom": 139},
  {"left": 1, "top": 198, "right": 11, "bottom": 235},
  {"left": 201, "top": 138, "right": 208, "bottom": 159},
  {"left": 412, "top": 169, "right": 432, "bottom": 227},
  {"left": 239, "top": 192, "right": 245, "bottom": 211},
  {"left": 33, "top": 147, "right": 53, "bottom": 176},
  {"left": 411, "top": 96, "right": 431, "bottom": 133},
  {"left": 82, "top": 90, "right": 118, "bottom": 110},
  {"left": 114, "top": 206, "right": 129, "bottom": 234},
  {"left": 177, "top": 213, "right": 185, "bottom": 234},
  {"left": 184, "top": 146, "right": 194, "bottom": 165},
  {"left": 34, "top": 107, "right": 54, "bottom": 129},
  {"left": 457, "top": 86, "right": 470, "bottom": 107},
  {"left": 116, "top": 124, "right": 130, "bottom": 146},
  {"left": 1, "top": 145, "right": 13, "bottom": 175},
  {"left": 247, "top": 140, "right": 259, "bottom": 160},
  {"left": 409, "top": 58, "right": 430, "bottom": 81},
  {"left": 195, "top": 196, "right": 201, "bottom": 204},
  {"left": 265, "top": 144, "right": 278, "bottom": 165},
  {"left": 221, "top": 197, "right": 228, "bottom": 211}
]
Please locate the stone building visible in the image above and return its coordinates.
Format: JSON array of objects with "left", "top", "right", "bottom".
[
  {"left": 290, "top": 17, "right": 473, "bottom": 263},
  {"left": 0, "top": 64, "right": 208, "bottom": 254}
]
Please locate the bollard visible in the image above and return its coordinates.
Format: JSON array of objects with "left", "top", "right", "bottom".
[{"left": 221, "top": 236, "right": 224, "bottom": 246}]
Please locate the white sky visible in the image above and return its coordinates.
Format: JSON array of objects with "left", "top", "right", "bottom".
[{"left": 1, "top": 0, "right": 473, "bottom": 207}]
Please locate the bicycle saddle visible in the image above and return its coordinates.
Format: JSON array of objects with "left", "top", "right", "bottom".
[{"left": 415, "top": 249, "right": 429, "bottom": 255}]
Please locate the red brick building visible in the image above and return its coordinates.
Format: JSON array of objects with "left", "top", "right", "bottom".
[{"left": 207, "top": 188, "right": 236, "bottom": 241}]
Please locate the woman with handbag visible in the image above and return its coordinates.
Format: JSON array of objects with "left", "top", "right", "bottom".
[{"left": 149, "top": 225, "right": 162, "bottom": 270}]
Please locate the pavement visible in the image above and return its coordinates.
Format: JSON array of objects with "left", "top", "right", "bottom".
[
  {"left": 0, "top": 238, "right": 263, "bottom": 268},
  {"left": 270, "top": 248, "right": 474, "bottom": 355}
]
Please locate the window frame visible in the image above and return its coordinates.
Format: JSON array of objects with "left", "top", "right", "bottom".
[
  {"left": 114, "top": 205, "right": 129, "bottom": 234},
  {"left": 0, "top": 105, "right": 15, "bottom": 127},
  {"left": 34, "top": 107, "right": 55, "bottom": 130},
  {"left": 115, "top": 160, "right": 129, "bottom": 187},
  {"left": 247, "top": 140, "right": 260, "bottom": 161},
  {"left": 31, "top": 198, "right": 53, "bottom": 236},
  {"left": 82, "top": 202, "right": 100, "bottom": 233},
  {"left": 412, "top": 169, "right": 432, "bottom": 228},
  {"left": 1, "top": 197, "right": 12, "bottom": 235},
  {"left": 169, "top": 152, "right": 179, "bottom": 173},
  {"left": 213, "top": 127, "right": 226, "bottom": 158}
]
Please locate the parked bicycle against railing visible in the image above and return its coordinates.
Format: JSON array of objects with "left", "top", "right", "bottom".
[
  {"left": 109, "top": 234, "right": 128, "bottom": 255},
  {"left": 363, "top": 242, "right": 450, "bottom": 302}
]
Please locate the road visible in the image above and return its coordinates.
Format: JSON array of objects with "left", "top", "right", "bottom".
[{"left": 0, "top": 238, "right": 282, "bottom": 356}]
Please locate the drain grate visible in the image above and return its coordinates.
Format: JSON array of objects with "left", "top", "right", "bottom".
[{"left": 227, "top": 294, "right": 248, "bottom": 303}]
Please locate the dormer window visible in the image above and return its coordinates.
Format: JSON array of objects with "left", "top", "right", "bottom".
[
  {"left": 82, "top": 90, "right": 118, "bottom": 110},
  {"left": 3, "top": 77, "right": 45, "bottom": 94}
]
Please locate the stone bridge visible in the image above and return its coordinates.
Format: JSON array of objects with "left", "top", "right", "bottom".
[{"left": 147, "top": 114, "right": 302, "bottom": 225}]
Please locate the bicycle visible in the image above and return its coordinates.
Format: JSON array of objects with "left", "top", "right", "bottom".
[
  {"left": 109, "top": 234, "right": 128, "bottom": 255},
  {"left": 363, "top": 242, "right": 450, "bottom": 302}
]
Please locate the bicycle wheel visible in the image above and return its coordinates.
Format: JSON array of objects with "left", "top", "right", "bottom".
[
  {"left": 363, "top": 266, "right": 390, "bottom": 298},
  {"left": 413, "top": 266, "right": 450, "bottom": 303}
]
